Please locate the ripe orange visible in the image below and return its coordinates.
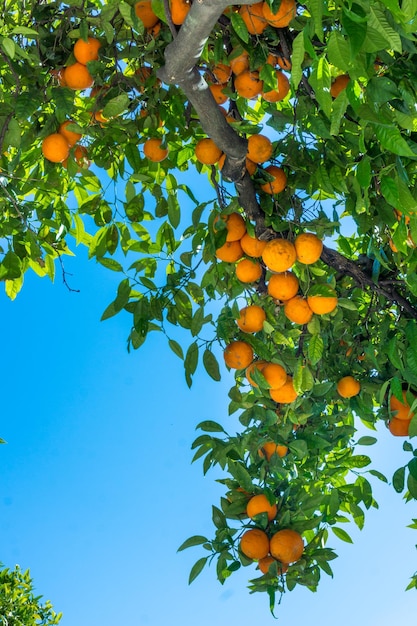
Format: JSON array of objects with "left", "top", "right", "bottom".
[
  {"left": 262, "top": 71, "right": 290, "bottom": 103},
  {"left": 246, "top": 494, "right": 277, "bottom": 521},
  {"left": 224, "top": 341, "right": 254, "bottom": 369},
  {"left": 247, "top": 134, "right": 273, "bottom": 164},
  {"left": 307, "top": 288, "right": 338, "bottom": 314},
  {"left": 294, "top": 232, "right": 323, "bottom": 264},
  {"left": 240, "top": 528, "right": 270, "bottom": 560},
  {"left": 330, "top": 74, "right": 350, "bottom": 98},
  {"left": 143, "top": 137, "right": 168, "bottom": 162},
  {"left": 277, "top": 56, "right": 292, "bottom": 70},
  {"left": 246, "top": 360, "right": 267, "bottom": 386},
  {"left": 94, "top": 109, "right": 109, "bottom": 124},
  {"left": 215, "top": 240, "right": 243, "bottom": 262},
  {"left": 284, "top": 296, "right": 314, "bottom": 325},
  {"left": 212, "top": 62, "right": 232, "bottom": 84},
  {"left": 236, "top": 258, "right": 263, "bottom": 283},
  {"left": 389, "top": 390, "right": 415, "bottom": 420},
  {"left": 63, "top": 62, "right": 94, "bottom": 89},
  {"left": 240, "top": 233, "right": 266, "bottom": 257},
  {"left": 262, "top": 362, "right": 287, "bottom": 389},
  {"left": 195, "top": 138, "right": 223, "bottom": 165},
  {"left": 229, "top": 49, "right": 250, "bottom": 76},
  {"left": 262, "top": 238, "right": 296, "bottom": 272},
  {"left": 267, "top": 272, "right": 299, "bottom": 301},
  {"left": 258, "top": 441, "right": 288, "bottom": 460},
  {"left": 270, "top": 529, "right": 304, "bottom": 564},
  {"left": 388, "top": 417, "right": 411, "bottom": 436},
  {"left": 58, "top": 120, "right": 82, "bottom": 146},
  {"left": 170, "top": 0, "right": 191, "bottom": 25},
  {"left": 215, "top": 212, "right": 246, "bottom": 241},
  {"left": 262, "top": 0, "right": 296, "bottom": 27},
  {"left": 73, "top": 37, "right": 101, "bottom": 64},
  {"left": 239, "top": 2, "right": 268, "bottom": 35},
  {"left": 234, "top": 70, "right": 263, "bottom": 99},
  {"left": 270, "top": 377, "right": 298, "bottom": 404},
  {"left": 258, "top": 555, "right": 289, "bottom": 575},
  {"left": 260, "top": 165, "right": 287, "bottom": 194},
  {"left": 42, "top": 133, "right": 70, "bottom": 163},
  {"left": 336, "top": 375, "right": 361, "bottom": 398},
  {"left": 135, "top": 0, "right": 160, "bottom": 27},
  {"left": 209, "top": 83, "right": 229, "bottom": 104},
  {"left": 236, "top": 304, "right": 266, "bottom": 333}
]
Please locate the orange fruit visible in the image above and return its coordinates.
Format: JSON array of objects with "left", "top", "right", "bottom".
[
  {"left": 58, "top": 120, "right": 82, "bottom": 146},
  {"left": 215, "top": 212, "right": 246, "bottom": 241},
  {"left": 240, "top": 233, "right": 266, "bottom": 257},
  {"left": 284, "top": 296, "right": 314, "bottom": 325},
  {"left": 42, "top": 133, "right": 70, "bottom": 163},
  {"left": 234, "top": 71, "right": 263, "bottom": 99},
  {"left": 229, "top": 49, "right": 250, "bottom": 76},
  {"left": 236, "top": 258, "right": 263, "bottom": 283},
  {"left": 260, "top": 165, "right": 287, "bottom": 194},
  {"left": 262, "top": 0, "right": 296, "bottom": 27},
  {"left": 294, "top": 232, "right": 323, "bottom": 264},
  {"left": 262, "top": 238, "right": 296, "bottom": 272},
  {"left": 94, "top": 109, "right": 109, "bottom": 124},
  {"left": 262, "top": 362, "right": 287, "bottom": 389},
  {"left": 195, "top": 138, "right": 223, "bottom": 165},
  {"left": 270, "top": 529, "right": 304, "bottom": 564},
  {"left": 224, "top": 341, "right": 254, "bottom": 369},
  {"left": 143, "top": 137, "right": 168, "bottom": 162},
  {"left": 307, "top": 288, "right": 338, "bottom": 314},
  {"left": 388, "top": 417, "right": 411, "bottom": 436},
  {"left": 246, "top": 494, "right": 277, "bottom": 521},
  {"left": 258, "top": 441, "right": 288, "bottom": 460},
  {"left": 330, "top": 74, "right": 350, "bottom": 98},
  {"left": 262, "top": 71, "right": 290, "bottom": 102},
  {"left": 240, "top": 528, "right": 270, "bottom": 560},
  {"left": 258, "top": 555, "right": 289, "bottom": 575},
  {"left": 267, "top": 272, "right": 299, "bottom": 301},
  {"left": 336, "top": 375, "right": 361, "bottom": 398},
  {"left": 236, "top": 304, "right": 266, "bottom": 333},
  {"left": 147, "top": 20, "right": 161, "bottom": 36},
  {"left": 246, "top": 360, "right": 268, "bottom": 386},
  {"left": 270, "top": 377, "right": 298, "bottom": 404},
  {"left": 135, "top": 0, "right": 160, "bottom": 28},
  {"left": 73, "top": 37, "right": 101, "bottom": 64},
  {"left": 212, "top": 62, "right": 232, "bottom": 84},
  {"left": 215, "top": 240, "right": 243, "bottom": 262},
  {"left": 63, "top": 62, "right": 94, "bottom": 89},
  {"left": 170, "top": 0, "right": 191, "bottom": 25},
  {"left": 247, "top": 134, "right": 273, "bottom": 164},
  {"left": 209, "top": 83, "right": 229, "bottom": 104},
  {"left": 389, "top": 390, "right": 415, "bottom": 420},
  {"left": 277, "top": 56, "right": 292, "bottom": 70},
  {"left": 239, "top": 2, "right": 268, "bottom": 34}
]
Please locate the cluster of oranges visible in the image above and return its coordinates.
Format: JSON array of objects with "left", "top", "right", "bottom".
[
  {"left": 55, "top": 36, "right": 101, "bottom": 91},
  {"left": 41, "top": 120, "right": 89, "bottom": 166},
  {"left": 388, "top": 390, "right": 416, "bottom": 437},
  {"left": 240, "top": 524, "right": 304, "bottom": 575}
]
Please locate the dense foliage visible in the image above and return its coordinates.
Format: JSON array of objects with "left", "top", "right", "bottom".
[{"left": 2, "top": 0, "right": 417, "bottom": 612}]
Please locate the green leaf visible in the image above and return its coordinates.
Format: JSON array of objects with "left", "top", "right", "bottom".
[
  {"left": 227, "top": 462, "right": 253, "bottom": 492},
  {"left": 168, "top": 339, "right": 184, "bottom": 360},
  {"left": 393, "top": 466, "right": 406, "bottom": 493},
  {"left": 368, "top": 6, "right": 402, "bottom": 52},
  {"left": 331, "top": 526, "right": 353, "bottom": 543},
  {"left": 103, "top": 94, "right": 130, "bottom": 118},
  {"left": 177, "top": 535, "right": 209, "bottom": 552},
  {"left": 188, "top": 557, "right": 208, "bottom": 584},
  {"left": 196, "top": 420, "right": 225, "bottom": 433},
  {"left": 374, "top": 125, "right": 415, "bottom": 157},
  {"left": 308, "top": 334, "right": 324, "bottom": 366},
  {"left": 290, "top": 32, "right": 305, "bottom": 91},
  {"left": 407, "top": 473, "right": 417, "bottom": 499},
  {"left": 408, "top": 458, "right": 417, "bottom": 481},
  {"left": 184, "top": 342, "right": 199, "bottom": 386},
  {"left": 356, "top": 436, "right": 377, "bottom": 446},
  {"left": 212, "top": 504, "right": 227, "bottom": 529},
  {"left": 1, "top": 37, "right": 16, "bottom": 59},
  {"left": 230, "top": 12, "right": 249, "bottom": 43},
  {"left": 203, "top": 349, "right": 221, "bottom": 381}
]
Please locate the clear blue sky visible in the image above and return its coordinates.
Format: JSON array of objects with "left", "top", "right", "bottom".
[{"left": 1, "top": 178, "right": 417, "bottom": 624}]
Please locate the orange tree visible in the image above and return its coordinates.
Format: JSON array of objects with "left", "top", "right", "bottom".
[{"left": 2, "top": 0, "right": 417, "bottom": 611}]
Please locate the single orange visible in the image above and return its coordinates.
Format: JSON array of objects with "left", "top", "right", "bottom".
[
  {"left": 388, "top": 417, "right": 411, "bottom": 436},
  {"left": 246, "top": 360, "right": 268, "bottom": 386},
  {"left": 336, "top": 375, "right": 361, "bottom": 398},
  {"left": 262, "top": 0, "right": 296, "bottom": 27},
  {"left": 239, "top": 2, "right": 268, "bottom": 34},
  {"left": 236, "top": 258, "right": 263, "bottom": 283},
  {"left": 135, "top": 0, "right": 160, "bottom": 27},
  {"left": 143, "top": 137, "right": 168, "bottom": 162},
  {"left": 262, "top": 362, "right": 287, "bottom": 389},
  {"left": 170, "top": 0, "right": 191, "bottom": 25},
  {"left": 246, "top": 494, "right": 277, "bottom": 521},
  {"left": 214, "top": 212, "right": 246, "bottom": 241},
  {"left": 307, "top": 289, "right": 338, "bottom": 314},
  {"left": 58, "top": 120, "right": 82, "bottom": 146},
  {"left": 270, "top": 377, "right": 298, "bottom": 404},
  {"left": 267, "top": 272, "right": 299, "bottom": 301},
  {"left": 209, "top": 83, "right": 229, "bottom": 104},
  {"left": 389, "top": 390, "right": 415, "bottom": 420},
  {"left": 224, "top": 341, "right": 254, "bottom": 369},
  {"left": 240, "top": 528, "right": 270, "bottom": 560},
  {"left": 247, "top": 134, "right": 273, "bottom": 164},
  {"left": 262, "top": 71, "right": 290, "bottom": 102},
  {"left": 42, "top": 133, "right": 70, "bottom": 163},
  {"left": 258, "top": 555, "right": 289, "bottom": 575},
  {"left": 229, "top": 49, "right": 250, "bottom": 76},
  {"left": 269, "top": 529, "right": 304, "bottom": 564},
  {"left": 260, "top": 165, "right": 287, "bottom": 194},
  {"left": 212, "top": 62, "right": 232, "bottom": 84},
  {"left": 262, "top": 238, "right": 296, "bottom": 272},
  {"left": 294, "top": 232, "right": 323, "bottom": 264},
  {"left": 284, "top": 296, "right": 314, "bottom": 325},
  {"left": 73, "top": 37, "right": 101, "bottom": 64},
  {"left": 330, "top": 74, "right": 350, "bottom": 98},
  {"left": 63, "top": 62, "right": 94, "bottom": 89},
  {"left": 215, "top": 240, "right": 243, "bottom": 262},
  {"left": 236, "top": 304, "right": 266, "bottom": 333},
  {"left": 195, "top": 138, "right": 223, "bottom": 165},
  {"left": 240, "top": 233, "right": 267, "bottom": 257},
  {"left": 234, "top": 70, "right": 263, "bottom": 99}
]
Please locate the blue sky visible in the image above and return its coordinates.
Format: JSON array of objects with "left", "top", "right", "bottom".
[{"left": 1, "top": 175, "right": 417, "bottom": 624}]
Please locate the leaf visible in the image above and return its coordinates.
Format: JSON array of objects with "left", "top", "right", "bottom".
[
  {"left": 184, "top": 342, "right": 199, "bottom": 386},
  {"left": 212, "top": 505, "right": 227, "bottom": 529},
  {"left": 290, "top": 31, "right": 304, "bottom": 91},
  {"left": 168, "top": 339, "right": 184, "bottom": 360},
  {"left": 227, "top": 462, "right": 253, "bottom": 492},
  {"left": 177, "top": 535, "right": 209, "bottom": 552},
  {"left": 374, "top": 125, "right": 415, "bottom": 157},
  {"left": 188, "top": 557, "right": 208, "bottom": 584},
  {"left": 103, "top": 94, "right": 130, "bottom": 118},
  {"left": 1, "top": 37, "right": 16, "bottom": 59},
  {"left": 380, "top": 175, "right": 400, "bottom": 207},
  {"left": 407, "top": 473, "right": 417, "bottom": 499},
  {"left": 230, "top": 12, "right": 249, "bottom": 43},
  {"left": 369, "top": 469, "right": 388, "bottom": 483},
  {"left": 203, "top": 349, "right": 221, "bottom": 381},
  {"left": 308, "top": 334, "right": 324, "bottom": 366},
  {"left": 356, "top": 436, "right": 377, "bottom": 446},
  {"left": 408, "top": 458, "right": 417, "bottom": 481},
  {"left": 196, "top": 420, "right": 225, "bottom": 433},
  {"left": 368, "top": 5, "right": 402, "bottom": 52},
  {"left": 331, "top": 526, "right": 353, "bottom": 543},
  {"left": 393, "top": 466, "right": 406, "bottom": 493}
]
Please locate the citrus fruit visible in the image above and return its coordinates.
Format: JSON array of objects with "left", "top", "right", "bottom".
[
  {"left": 236, "top": 258, "right": 263, "bottom": 283},
  {"left": 267, "top": 272, "right": 299, "bottom": 301},
  {"left": 215, "top": 240, "right": 243, "bottom": 262},
  {"left": 143, "top": 137, "right": 168, "bottom": 162},
  {"left": 388, "top": 417, "right": 411, "bottom": 436},
  {"left": 73, "top": 37, "right": 101, "bottom": 64},
  {"left": 246, "top": 494, "right": 277, "bottom": 521},
  {"left": 260, "top": 165, "right": 287, "bottom": 194},
  {"left": 262, "top": 71, "right": 290, "bottom": 102},
  {"left": 41, "top": 133, "right": 70, "bottom": 163},
  {"left": 240, "top": 233, "right": 267, "bottom": 257},
  {"left": 294, "top": 232, "right": 323, "bottom": 264},
  {"left": 195, "top": 138, "right": 223, "bottom": 165},
  {"left": 58, "top": 120, "right": 82, "bottom": 146},
  {"left": 262, "top": 238, "right": 296, "bottom": 272},
  {"left": 336, "top": 375, "right": 361, "bottom": 398},
  {"left": 330, "top": 74, "right": 350, "bottom": 98},
  {"left": 240, "top": 528, "right": 270, "bottom": 560},
  {"left": 224, "top": 341, "right": 254, "bottom": 369},
  {"left": 284, "top": 296, "right": 313, "bottom": 325},
  {"left": 236, "top": 305, "right": 266, "bottom": 333},
  {"left": 246, "top": 360, "right": 268, "bottom": 386},
  {"left": 270, "top": 377, "right": 298, "bottom": 404},
  {"left": 215, "top": 212, "right": 246, "bottom": 241},
  {"left": 258, "top": 441, "right": 288, "bottom": 460},
  {"left": 63, "top": 62, "right": 94, "bottom": 89},
  {"left": 262, "top": 0, "right": 296, "bottom": 27},
  {"left": 239, "top": 2, "right": 268, "bottom": 34},
  {"left": 258, "top": 556, "right": 289, "bottom": 575},
  {"left": 389, "top": 390, "right": 415, "bottom": 420},
  {"left": 234, "top": 70, "right": 263, "bottom": 99},
  {"left": 247, "top": 134, "right": 273, "bottom": 164},
  {"left": 307, "top": 288, "right": 338, "bottom": 314},
  {"left": 135, "top": 0, "right": 160, "bottom": 27},
  {"left": 262, "top": 362, "right": 287, "bottom": 389},
  {"left": 270, "top": 529, "right": 304, "bottom": 564}
]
